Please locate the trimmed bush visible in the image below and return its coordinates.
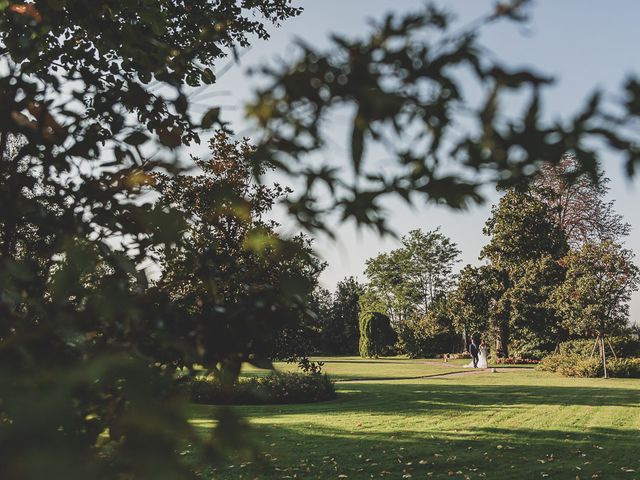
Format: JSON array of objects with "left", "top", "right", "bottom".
[
  {"left": 571, "top": 357, "right": 603, "bottom": 377},
  {"left": 537, "top": 354, "right": 640, "bottom": 378},
  {"left": 559, "top": 336, "right": 640, "bottom": 358},
  {"left": 359, "top": 311, "right": 397, "bottom": 358},
  {"left": 537, "top": 354, "right": 601, "bottom": 377},
  {"left": 187, "top": 372, "right": 336, "bottom": 405},
  {"left": 608, "top": 358, "right": 640, "bottom": 378}
]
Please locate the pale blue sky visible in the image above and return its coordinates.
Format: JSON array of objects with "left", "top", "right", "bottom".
[{"left": 191, "top": 1, "right": 640, "bottom": 321}]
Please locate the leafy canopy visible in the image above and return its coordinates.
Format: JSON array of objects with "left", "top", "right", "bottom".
[{"left": 247, "top": 2, "right": 640, "bottom": 234}]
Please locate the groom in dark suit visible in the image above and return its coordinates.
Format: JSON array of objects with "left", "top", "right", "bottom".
[{"left": 469, "top": 339, "right": 479, "bottom": 368}]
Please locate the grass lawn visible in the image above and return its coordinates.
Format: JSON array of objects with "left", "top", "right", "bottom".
[
  {"left": 190, "top": 357, "right": 640, "bottom": 479},
  {"left": 242, "top": 356, "right": 467, "bottom": 380},
  {"left": 444, "top": 357, "right": 536, "bottom": 369}
]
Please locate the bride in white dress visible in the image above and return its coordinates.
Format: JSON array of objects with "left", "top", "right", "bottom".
[
  {"left": 464, "top": 341, "right": 489, "bottom": 368},
  {"left": 477, "top": 342, "right": 489, "bottom": 368}
]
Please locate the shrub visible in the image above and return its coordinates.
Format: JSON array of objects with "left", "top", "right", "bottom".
[
  {"left": 537, "top": 354, "right": 601, "bottom": 377},
  {"left": 510, "top": 335, "right": 556, "bottom": 361},
  {"left": 495, "top": 357, "right": 540, "bottom": 365},
  {"left": 607, "top": 358, "right": 640, "bottom": 378},
  {"left": 359, "top": 311, "right": 397, "bottom": 358},
  {"left": 536, "top": 354, "right": 566, "bottom": 373},
  {"left": 537, "top": 354, "right": 640, "bottom": 378},
  {"left": 559, "top": 336, "right": 640, "bottom": 358},
  {"left": 187, "top": 372, "right": 336, "bottom": 405},
  {"left": 443, "top": 352, "right": 471, "bottom": 360},
  {"left": 570, "top": 357, "right": 603, "bottom": 378}
]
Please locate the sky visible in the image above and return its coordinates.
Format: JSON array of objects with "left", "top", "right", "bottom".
[{"left": 188, "top": 0, "right": 640, "bottom": 321}]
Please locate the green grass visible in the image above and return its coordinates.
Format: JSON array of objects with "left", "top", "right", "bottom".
[
  {"left": 190, "top": 357, "right": 640, "bottom": 479},
  {"left": 242, "top": 356, "right": 466, "bottom": 380},
  {"left": 444, "top": 357, "right": 536, "bottom": 369}
]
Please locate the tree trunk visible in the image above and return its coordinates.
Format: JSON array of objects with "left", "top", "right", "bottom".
[
  {"left": 461, "top": 325, "right": 468, "bottom": 353},
  {"left": 495, "top": 323, "right": 509, "bottom": 358}
]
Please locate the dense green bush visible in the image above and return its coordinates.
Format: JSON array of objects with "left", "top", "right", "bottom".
[
  {"left": 537, "top": 354, "right": 640, "bottom": 378},
  {"left": 607, "top": 358, "right": 640, "bottom": 378},
  {"left": 537, "top": 354, "right": 601, "bottom": 377},
  {"left": 510, "top": 338, "right": 554, "bottom": 361},
  {"left": 359, "top": 311, "right": 397, "bottom": 358},
  {"left": 187, "top": 372, "right": 336, "bottom": 405},
  {"left": 559, "top": 336, "right": 640, "bottom": 358}
]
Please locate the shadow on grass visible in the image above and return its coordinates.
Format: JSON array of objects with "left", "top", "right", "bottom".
[
  {"left": 338, "top": 380, "right": 640, "bottom": 408},
  {"left": 190, "top": 376, "right": 640, "bottom": 478},
  {"left": 192, "top": 380, "right": 640, "bottom": 420},
  {"left": 202, "top": 422, "right": 640, "bottom": 480},
  {"left": 313, "top": 358, "right": 430, "bottom": 365}
]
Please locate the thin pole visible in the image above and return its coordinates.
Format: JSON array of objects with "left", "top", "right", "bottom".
[
  {"left": 606, "top": 337, "right": 618, "bottom": 360},
  {"left": 601, "top": 336, "right": 608, "bottom": 379},
  {"left": 590, "top": 337, "right": 599, "bottom": 358}
]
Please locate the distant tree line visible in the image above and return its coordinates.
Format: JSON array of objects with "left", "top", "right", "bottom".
[{"left": 314, "top": 156, "right": 638, "bottom": 362}]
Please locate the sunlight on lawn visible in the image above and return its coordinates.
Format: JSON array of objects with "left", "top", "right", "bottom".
[
  {"left": 192, "top": 359, "right": 640, "bottom": 480},
  {"left": 242, "top": 356, "right": 467, "bottom": 381}
]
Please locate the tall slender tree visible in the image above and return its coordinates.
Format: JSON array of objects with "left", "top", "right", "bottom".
[{"left": 321, "top": 277, "right": 364, "bottom": 354}]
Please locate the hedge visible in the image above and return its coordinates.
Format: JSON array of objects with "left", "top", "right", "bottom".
[
  {"left": 558, "top": 336, "right": 640, "bottom": 358},
  {"left": 187, "top": 372, "right": 336, "bottom": 405},
  {"left": 537, "top": 354, "right": 640, "bottom": 378}
]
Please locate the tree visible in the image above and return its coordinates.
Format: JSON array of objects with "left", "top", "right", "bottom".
[
  {"left": 155, "top": 133, "right": 326, "bottom": 365},
  {"left": 402, "top": 229, "right": 462, "bottom": 315},
  {"left": 554, "top": 241, "right": 640, "bottom": 377},
  {"left": 450, "top": 264, "right": 504, "bottom": 353},
  {"left": 359, "top": 311, "right": 397, "bottom": 358},
  {"left": 363, "top": 248, "right": 415, "bottom": 324},
  {"left": 398, "top": 295, "right": 458, "bottom": 358},
  {"left": 478, "top": 190, "right": 568, "bottom": 357},
  {"left": 530, "top": 155, "right": 631, "bottom": 247},
  {"left": 364, "top": 228, "right": 460, "bottom": 325},
  {"left": 1, "top": 2, "right": 302, "bottom": 477},
  {"left": 481, "top": 191, "right": 568, "bottom": 269},
  {"left": 307, "top": 286, "right": 333, "bottom": 352},
  {"left": 321, "top": 277, "right": 364, "bottom": 354},
  {"left": 508, "top": 255, "right": 567, "bottom": 358}
]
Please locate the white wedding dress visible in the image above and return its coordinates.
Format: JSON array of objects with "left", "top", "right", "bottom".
[
  {"left": 464, "top": 346, "right": 489, "bottom": 368},
  {"left": 478, "top": 346, "right": 488, "bottom": 368}
]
